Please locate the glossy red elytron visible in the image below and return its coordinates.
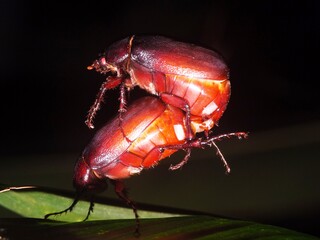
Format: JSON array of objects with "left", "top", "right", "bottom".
[
  {"left": 86, "top": 35, "right": 230, "bottom": 139},
  {"left": 45, "top": 97, "right": 247, "bottom": 234}
]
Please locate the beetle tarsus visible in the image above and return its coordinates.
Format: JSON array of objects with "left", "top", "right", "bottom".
[
  {"left": 44, "top": 196, "right": 80, "bottom": 219},
  {"left": 85, "top": 119, "right": 95, "bottom": 129}
]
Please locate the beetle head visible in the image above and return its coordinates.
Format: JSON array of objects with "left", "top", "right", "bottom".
[
  {"left": 87, "top": 57, "right": 119, "bottom": 76},
  {"left": 87, "top": 37, "right": 132, "bottom": 77},
  {"left": 73, "top": 157, "right": 108, "bottom": 194}
]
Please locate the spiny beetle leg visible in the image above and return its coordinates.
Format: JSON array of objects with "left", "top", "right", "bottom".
[
  {"left": 85, "top": 77, "right": 122, "bottom": 129},
  {"left": 44, "top": 195, "right": 80, "bottom": 220},
  {"left": 199, "top": 131, "right": 248, "bottom": 173},
  {"left": 205, "top": 132, "right": 249, "bottom": 142},
  {"left": 83, "top": 199, "right": 94, "bottom": 221},
  {"left": 110, "top": 180, "right": 140, "bottom": 236},
  {"left": 45, "top": 191, "right": 95, "bottom": 222},
  {"left": 118, "top": 81, "right": 133, "bottom": 143},
  {"left": 169, "top": 148, "right": 191, "bottom": 170},
  {"left": 165, "top": 132, "right": 248, "bottom": 173},
  {"left": 118, "top": 82, "right": 127, "bottom": 118}
]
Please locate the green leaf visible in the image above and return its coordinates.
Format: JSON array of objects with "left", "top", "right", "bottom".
[
  {"left": 0, "top": 185, "right": 319, "bottom": 239},
  {"left": 0, "top": 185, "right": 180, "bottom": 221},
  {"left": 1, "top": 217, "right": 318, "bottom": 240}
]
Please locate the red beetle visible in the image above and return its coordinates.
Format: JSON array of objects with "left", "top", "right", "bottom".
[
  {"left": 45, "top": 96, "right": 247, "bottom": 234},
  {"left": 86, "top": 35, "right": 230, "bottom": 140}
]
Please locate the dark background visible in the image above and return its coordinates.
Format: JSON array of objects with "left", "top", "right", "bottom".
[{"left": 1, "top": 0, "right": 319, "bottom": 237}]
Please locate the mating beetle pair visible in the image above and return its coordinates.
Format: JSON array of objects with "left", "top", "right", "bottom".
[
  {"left": 86, "top": 35, "right": 231, "bottom": 139},
  {"left": 45, "top": 35, "right": 247, "bottom": 234}
]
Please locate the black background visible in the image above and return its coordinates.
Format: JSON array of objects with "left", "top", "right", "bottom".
[
  {"left": 1, "top": 0, "right": 319, "bottom": 237},
  {"left": 1, "top": 0, "right": 318, "bottom": 155}
]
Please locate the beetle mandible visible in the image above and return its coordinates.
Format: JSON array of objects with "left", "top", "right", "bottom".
[
  {"left": 45, "top": 96, "right": 247, "bottom": 234},
  {"left": 86, "top": 35, "right": 230, "bottom": 140}
]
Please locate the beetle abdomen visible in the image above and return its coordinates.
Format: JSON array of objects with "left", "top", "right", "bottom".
[
  {"left": 120, "top": 104, "right": 187, "bottom": 169},
  {"left": 130, "top": 59, "right": 231, "bottom": 132}
]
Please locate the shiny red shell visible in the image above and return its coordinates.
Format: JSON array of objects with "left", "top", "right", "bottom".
[
  {"left": 87, "top": 35, "right": 230, "bottom": 134},
  {"left": 74, "top": 96, "right": 188, "bottom": 192}
]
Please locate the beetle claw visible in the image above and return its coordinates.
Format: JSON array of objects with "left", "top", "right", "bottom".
[{"left": 85, "top": 120, "right": 95, "bottom": 129}]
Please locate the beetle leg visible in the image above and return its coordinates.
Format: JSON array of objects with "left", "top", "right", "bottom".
[
  {"left": 44, "top": 194, "right": 80, "bottom": 219},
  {"left": 118, "top": 81, "right": 135, "bottom": 143},
  {"left": 118, "top": 82, "right": 127, "bottom": 120},
  {"left": 164, "top": 132, "right": 248, "bottom": 173},
  {"left": 160, "top": 93, "right": 193, "bottom": 141},
  {"left": 110, "top": 180, "right": 140, "bottom": 236},
  {"left": 83, "top": 198, "right": 94, "bottom": 221},
  {"left": 169, "top": 148, "right": 191, "bottom": 170},
  {"left": 85, "top": 76, "right": 123, "bottom": 129},
  {"left": 199, "top": 132, "right": 248, "bottom": 173}
]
